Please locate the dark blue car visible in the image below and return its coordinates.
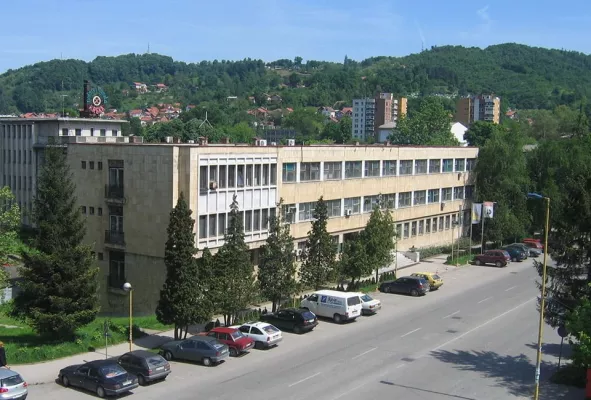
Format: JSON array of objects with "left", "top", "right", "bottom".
[
  {"left": 59, "top": 359, "right": 138, "bottom": 398},
  {"left": 502, "top": 246, "right": 527, "bottom": 262}
]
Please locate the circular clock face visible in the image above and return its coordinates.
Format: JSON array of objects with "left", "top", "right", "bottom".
[{"left": 92, "top": 95, "right": 103, "bottom": 107}]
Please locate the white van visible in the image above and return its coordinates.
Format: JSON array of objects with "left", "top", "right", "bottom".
[{"left": 300, "top": 290, "right": 362, "bottom": 323}]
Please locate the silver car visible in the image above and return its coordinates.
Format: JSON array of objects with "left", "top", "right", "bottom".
[{"left": 0, "top": 369, "right": 28, "bottom": 400}]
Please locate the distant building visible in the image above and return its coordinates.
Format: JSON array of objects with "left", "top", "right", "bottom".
[
  {"left": 377, "top": 122, "right": 396, "bottom": 143},
  {"left": 451, "top": 122, "right": 469, "bottom": 146},
  {"left": 262, "top": 128, "right": 297, "bottom": 143},
  {"left": 455, "top": 95, "right": 501, "bottom": 126},
  {"left": 353, "top": 94, "right": 407, "bottom": 141}
]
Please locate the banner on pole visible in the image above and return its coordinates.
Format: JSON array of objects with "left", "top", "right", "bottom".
[
  {"left": 483, "top": 201, "right": 495, "bottom": 219},
  {"left": 471, "top": 203, "right": 482, "bottom": 224}
]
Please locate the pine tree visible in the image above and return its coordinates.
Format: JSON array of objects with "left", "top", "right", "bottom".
[
  {"left": 364, "top": 203, "right": 397, "bottom": 282},
  {"left": 13, "top": 142, "right": 99, "bottom": 338},
  {"left": 339, "top": 232, "right": 370, "bottom": 286},
  {"left": 214, "top": 195, "right": 256, "bottom": 325},
  {"left": 258, "top": 199, "right": 298, "bottom": 312},
  {"left": 156, "top": 193, "right": 202, "bottom": 340},
  {"left": 300, "top": 196, "right": 337, "bottom": 290}
]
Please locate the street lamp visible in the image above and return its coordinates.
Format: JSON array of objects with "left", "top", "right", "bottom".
[
  {"left": 122, "top": 282, "right": 133, "bottom": 352},
  {"left": 527, "top": 192, "right": 550, "bottom": 400}
]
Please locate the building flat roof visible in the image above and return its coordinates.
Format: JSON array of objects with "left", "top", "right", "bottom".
[{"left": 0, "top": 117, "right": 128, "bottom": 123}]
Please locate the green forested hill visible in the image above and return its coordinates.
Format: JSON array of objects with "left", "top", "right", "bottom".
[{"left": 0, "top": 43, "right": 590, "bottom": 114}]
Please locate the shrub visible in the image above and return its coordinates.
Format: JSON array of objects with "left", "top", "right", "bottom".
[{"left": 550, "top": 364, "right": 586, "bottom": 388}]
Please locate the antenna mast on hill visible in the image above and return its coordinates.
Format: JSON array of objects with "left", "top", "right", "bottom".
[
  {"left": 199, "top": 111, "right": 213, "bottom": 129},
  {"left": 147, "top": 43, "right": 150, "bottom": 54}
]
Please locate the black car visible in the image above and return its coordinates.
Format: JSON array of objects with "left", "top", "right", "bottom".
[
  {"left": 502, "top": 245, "right": 527, "bottom": 262},
  {"left": 260, "top": 308, "right": 318, "bottom": 334},
  {"left": 118, "top": 350, "right": 171, "bottom": 386},
  {"left": 379, "top": 276, "right": 429, "bottom": 296},
  {"left": 59, "top": 359, "right": 138, "bottom": 398}
]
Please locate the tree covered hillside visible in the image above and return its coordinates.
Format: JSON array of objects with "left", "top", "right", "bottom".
[{"left": 1, "top": 43, "right": 591, "bottom": 114}]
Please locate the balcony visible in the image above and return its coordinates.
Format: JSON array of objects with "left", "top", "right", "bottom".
[
  {"left": 105, "top": 185, "right": 125, "bottom": 202},
  {"left": 105, "top": 230, "right": 125, "bottom": 247}
]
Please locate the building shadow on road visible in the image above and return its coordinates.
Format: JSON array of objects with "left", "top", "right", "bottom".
[{"left": 429, "top": 349, "right": 580, "bottom": 399}]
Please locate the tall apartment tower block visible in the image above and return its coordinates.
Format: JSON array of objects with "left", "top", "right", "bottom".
[
  {"left": 455, "top": 94, "right": 501, "bottom": 126},
  {"left": 352, "top": 93, "right": 407, "bottom": 141}
]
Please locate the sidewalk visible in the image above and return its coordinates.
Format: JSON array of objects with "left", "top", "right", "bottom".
[{"left": 14, "top": 255, "right": 459, "bottom": 385}]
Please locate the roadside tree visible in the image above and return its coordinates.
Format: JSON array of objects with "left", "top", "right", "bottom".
[
  {"left": 338, "top": 232, "right": 369, "bottom": 286},
  {"left": 364, "top": 203, "right": 397, "bottom": 282}
]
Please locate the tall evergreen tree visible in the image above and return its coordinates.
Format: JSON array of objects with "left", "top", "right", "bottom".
[
  {"left": 258, "top": 199, "right": 298, "bottom": 312},
  {"left": 338, "top": 232, "right": 369, "bottom": 285},
  {"left": 214, "top": 195, "right": 256, "bottom": 325},
  {"left": 364, "top": 202, "right": 397, "bottom": 282},
  {"left": 300, "top": 196, "right": 336, "bottom": 290},
  {"left": 13, "top": 142, "right": 99, "bottom": 338},
  {"left": 156, "top": 193, "right": 202, "bottom": 340}
]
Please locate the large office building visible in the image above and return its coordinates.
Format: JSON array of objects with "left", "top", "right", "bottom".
[
  {"left": 352, "top": 94, "right": 407, "bottom": 141},
  {"left": 455, "top": 95, "right": 501, "bottom": 126},
  {"left": 60, "top": 137, "right": 477, "bottom": 314},
  {"left": 0, "top": 117, "right": 128, "bottom": 225}
]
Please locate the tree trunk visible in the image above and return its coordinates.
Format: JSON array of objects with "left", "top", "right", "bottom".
[
  {"left": 272, "top": 298, "right": 279, "bottom": 313},
  {"left": 183, "top": 325, "right": 189, "bottom": 339},
  {"left": 174, "top": 325, "right": 179, "bottom": 340}
]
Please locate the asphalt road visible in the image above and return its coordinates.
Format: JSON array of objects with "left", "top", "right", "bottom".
[{"left": 30, "top": 260, "right": 581, "bottom": 400}]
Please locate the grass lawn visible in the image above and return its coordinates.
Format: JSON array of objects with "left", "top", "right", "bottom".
[
  {"left": 445, "top": 254, "right": 474, "bottom": 266},
  {"left": 0, "top": 304, "right": 172, "bottom": 365}
]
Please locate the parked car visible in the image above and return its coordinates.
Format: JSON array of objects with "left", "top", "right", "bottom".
[
  {"left": 159, "top": 336, "right": 229, "bottom": 367},
  {"left": 233, "top": 321, "right": 283, "bottom": 349},
  {"left": 355, "top": 293, "right": 381, "bottom": 315},
  {"left": 0, "top": 368, "right": 28, "bottom": 400},
  {"left": 59, "top": 359, "right": 138, "bottom": 398},
  {"left": 300, "top": 290, "right": 362, "bottom": 323},
  {"left": 117, "top": 350, "right": 170, "bottom": 386},
  {"left": 410, "top": 272, "right": 444, "bottom": 290},
  {"left": 508, "top": 243, "right": 538, "bottom": 257},
  {"left": 473, "top": 250, "right": 508, "bottom": 267},
  {"left": 378, "top": 276, "right": 429, "bottom": 296},
  {"left": 260, "top": 308, "right": 318, "bottom": 334},
  {"left": 502, "top": 245, "right": 527, "bottom": 262},
  {"left": 202, "top": 327, "right": 255, "bottom": 357},
  {"left": 523, "top": 240, "right": 543, "bottom": 250}
]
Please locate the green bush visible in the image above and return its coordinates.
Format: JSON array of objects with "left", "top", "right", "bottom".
[
  {"left": 550, "top": 364, "right": 586, "bottom": 388},
  {"left": 416, "top": 245, "right": 453, "bottom": 259}
]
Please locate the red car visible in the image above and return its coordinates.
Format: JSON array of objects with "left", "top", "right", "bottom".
[
  {"left": 523, "top": 238, "right": 543, "bottom": 249},
  {"left": 202, "top": 327, "right": 254, "bottom": 357}
]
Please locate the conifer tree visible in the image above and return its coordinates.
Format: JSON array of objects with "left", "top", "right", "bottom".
[
  {"left": 300, "top": 196, "right": 336, "bottom": 290},
  {"left": 364, "top": 202, "right": 397, "bottom": 282},
  {"left": 156, "top": 193, "right": 201, "bottom": 340},
  {"left": 214, "top": 195, "right": 256, "bottom": 325},
  {"left": 258, "top": 199, "right": 298, "bottom": 312},
  {"left": 13, "top": 142, "right": 99, "bottom": 338}
]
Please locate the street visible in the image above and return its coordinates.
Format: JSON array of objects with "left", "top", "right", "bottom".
[{"left": 29, "top": 260, "right": 582, "bottom": 399}]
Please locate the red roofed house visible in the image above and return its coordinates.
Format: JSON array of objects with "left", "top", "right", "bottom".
[
  {"left": 153, "top": 83, "right": 168, "bottom": 93},
  {"left": 128, "top": 109, "right": 143, "bottom": 118},
  {"left": 132, "top": 82, "right": 148, "bottom": 93}
]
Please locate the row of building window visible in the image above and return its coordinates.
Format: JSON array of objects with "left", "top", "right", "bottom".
[
  {"left": 396, "top": 212, "right": 469, "bottom": 239},
  {"left": 1, "top": 125, "right": 33, "bottom": 138},
  {"left": 81, "top": 206, "right": 103, "bottom": 216},
  {"left": 61, "top": 128, "right": 119, "bottom": 137},
  {"left": 81, "top": 161, "right": 104, "bottom": 170},
  {"left": 198, "top": 207, "right": 277, "bottom": 240},
  {"left": 2, "top": 175, "right": 33, "bottom": 191},
  {"left": 199, "top": 164, "right": 278, "bottom": 191},
  {"left": 281, "top": 185, "right": 473, "bottom": 223},
  {"left": 282, "top": 158, "right": 475, "bottom": 183},
  {"left": 2, "top": 149, "right": 33, "bottom": 165}
]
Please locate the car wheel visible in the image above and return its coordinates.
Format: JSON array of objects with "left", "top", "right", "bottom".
[
  {"left": 495, "top": 261, "right": 502, "bottom": 268},
  {"left": 475, "top": 259, "right": 482, "bottom": 265},
  {"left": 293, "top": 325, "right": 302, "bottom": 334},
  {"left": 202, "top": 357, "right": 212, "bottom": 367},
  {"left": 333, "top": 313, "right": 342, "bottom": 324},
  {"left": 96, "top": 386, "right": 106, "bottom": 398},
  {"left": 138, "top": 374, "right": 146, "bottom": 386},
  {"left": 61, "top": 375, "right": 70, "bottom": 387},
  {"left": 229, "top": 347, "right": 238, "bottom": 357},
  {"left": 163, "top": 351, "right": 173, "bottom": 361},
  {"left": 410, "top": 289, "right": 419, "bottom": 297}
]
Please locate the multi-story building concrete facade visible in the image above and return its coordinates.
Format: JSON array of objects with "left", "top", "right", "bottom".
[
  {"left": 353, "top": 94, "right": 407, "bottom": 141},
  {"left": 455, "top": 95, "right": 501, "bottom": 126},
  {"left": 63, "top": 138, "right": 477, "bottom": 314},
  {"left": 0, "top": 117, "right": 127, "bottom": 225}
]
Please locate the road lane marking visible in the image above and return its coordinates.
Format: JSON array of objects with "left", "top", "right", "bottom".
[
  {"left": 505, "top": 286, "right": 517, "bottom": 291},
  {"left": 443, "top": 310, "right": 460, "bottom": 319},
  {"left": 288, "top": 372, "right": 321, "bottom": 387},
  {"left": 351, "top": 347, "right": 377, "bottom": 360},
  {"left": 396, "top": 364, "right": 406, "bottom": 369},
  {"left": 478, "top": 296, "right": 492, "bottom": 304},
  {"left": 400, "top": 328, "right": 421, "bottom": 338},
  {"left": 331, "top": 383, "right": 368, "bottom": 400},
  {"left": 431, "top": 297, "right": 536, "bottom": 352}
]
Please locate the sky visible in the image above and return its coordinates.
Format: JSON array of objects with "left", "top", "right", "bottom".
[{"left": 0, "top": 0, "right": 590, "bottom": 73}]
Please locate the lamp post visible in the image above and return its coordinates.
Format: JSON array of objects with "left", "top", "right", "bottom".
[
  {"left": 527, "top": 192, "right": 550, "bottom": 400},
  {"left": 123, "top": 282, "right": 133, "bottom": 352}
]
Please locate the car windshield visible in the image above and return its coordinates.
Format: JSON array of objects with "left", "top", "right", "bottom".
[
  {"left": 432, "top": 275, "right": 441, "bottom": 280},
  {"left": 213, "top": 343, "right": 225, "bottom": 349},
  {"left": 147, "top": 356, "right": 167, "bottom": 367},
  {"left": 100, "top": 364, "right": 127, "bottom": 378},
  {"left": 360, "top": 294, "right": 372, "bottom": 302},
  {"left": 231, "top": 331, "right": 244, "bottom": 340},
  {"left": 1, "top": 374, "right": 23, "bottom": 387},
  {"left": 263, "top": 325, "right": 279, "bottom": 334},
  {"left": 301, "top": 311, "right": 315, "bottom": 320}
]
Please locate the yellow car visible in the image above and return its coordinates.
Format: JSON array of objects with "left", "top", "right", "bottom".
[{"left": 410, "top": 272, "right": 443, "bottom": 290}]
